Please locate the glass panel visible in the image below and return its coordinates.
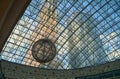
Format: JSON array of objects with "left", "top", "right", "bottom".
[{"left": 1, "top": 0, "right": 120, "bottom": 69}]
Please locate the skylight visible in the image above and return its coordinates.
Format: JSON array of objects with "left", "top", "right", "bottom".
[{"left": 1, "top": 0, "right": 120, "bottom": 69}]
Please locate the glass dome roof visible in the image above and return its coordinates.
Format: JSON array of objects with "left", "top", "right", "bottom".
[{"left": 1, "top": 0, "right": 120, "bottom": 69}]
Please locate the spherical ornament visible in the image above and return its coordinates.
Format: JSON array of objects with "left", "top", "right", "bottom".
[{"left": 32, "top": 39, "right": 56, "bottom": 63}]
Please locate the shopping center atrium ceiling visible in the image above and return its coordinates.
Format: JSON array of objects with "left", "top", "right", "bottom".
[{"left": 1, "top": 0, "right": 120, "bottom": 69}]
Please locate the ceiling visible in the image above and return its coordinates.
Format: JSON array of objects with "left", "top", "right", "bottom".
[
  {"left": 1, "top": 0, "right": 120, "bottom": 69},
  {"left": 0, "top": 0, "right": 31, "bottom": 52}
]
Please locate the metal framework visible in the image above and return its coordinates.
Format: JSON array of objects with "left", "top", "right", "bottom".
[{"left": 1, "top": 0, "right": 120, "bottom": 69}]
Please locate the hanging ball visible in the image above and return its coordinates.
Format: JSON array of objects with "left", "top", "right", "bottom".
[{"left": 32, "top": 39, "right": 56, "bottom": 63}]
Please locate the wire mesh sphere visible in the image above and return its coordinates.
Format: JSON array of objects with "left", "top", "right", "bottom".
[{"left": 32, "top": 39, "right": 56, "bottom": 63}]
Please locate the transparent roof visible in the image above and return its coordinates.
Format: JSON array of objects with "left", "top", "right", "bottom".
[{"left": 1, "top": 0, "right": 120, "bottom": 69}]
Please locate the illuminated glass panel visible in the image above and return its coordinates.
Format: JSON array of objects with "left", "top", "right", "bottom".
[{"left": 1, "top": 0, "right": 120, "bottom": 69}]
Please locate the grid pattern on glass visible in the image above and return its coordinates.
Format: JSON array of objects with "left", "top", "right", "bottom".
[{"left": 1, "top": 0, "right": 120, "bottom": 69}]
